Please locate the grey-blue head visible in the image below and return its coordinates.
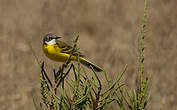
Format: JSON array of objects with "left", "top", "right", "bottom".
[{"left": 43, "top": 33, "right": 61, "bottom": 44}]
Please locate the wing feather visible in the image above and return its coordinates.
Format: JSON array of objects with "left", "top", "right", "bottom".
[{"left": 56, "top": 40, "right": 84, "bottom": 57}]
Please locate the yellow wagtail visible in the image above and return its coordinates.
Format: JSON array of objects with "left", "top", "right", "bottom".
[{"left": 42, "top": 33, "right": 103, "bottom": 72}]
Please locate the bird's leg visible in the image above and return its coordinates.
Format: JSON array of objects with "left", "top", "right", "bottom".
[
  {"left": 62, "top": 63, "right": 68, "bottom": 68},
  {"left": 54, "top": 63, "right": 75, "bottom": 93}
]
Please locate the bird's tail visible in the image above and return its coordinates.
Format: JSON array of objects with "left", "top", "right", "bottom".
[{"left": 80, "top": 57, "right": 103, "bottom": 72}]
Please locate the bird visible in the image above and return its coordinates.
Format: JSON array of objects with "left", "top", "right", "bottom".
[{"left": 42, "top": 33, "right": 103, "bottom": 72}]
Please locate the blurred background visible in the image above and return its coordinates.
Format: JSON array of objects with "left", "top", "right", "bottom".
[{"left": 0, "top": 0, "right": 177, "bottom": 110}]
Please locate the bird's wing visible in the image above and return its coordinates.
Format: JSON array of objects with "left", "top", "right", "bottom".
[{"left": 56, "top": 40, "right": 84, "bottom": 57}]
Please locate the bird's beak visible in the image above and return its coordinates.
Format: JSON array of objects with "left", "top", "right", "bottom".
[{"left": 55, "top": 36, "right": 61, "bottom": 39}]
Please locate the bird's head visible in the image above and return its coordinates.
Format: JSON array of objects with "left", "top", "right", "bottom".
[{"left": 43, "top": 33, "right": 61, "bottom": 45}]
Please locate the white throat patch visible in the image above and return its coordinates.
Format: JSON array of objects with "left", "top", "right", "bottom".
[{"left": 46, "top": 39, "right": 56, "bottom": 44}]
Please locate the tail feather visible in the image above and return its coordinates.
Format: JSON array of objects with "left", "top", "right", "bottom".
[{"left": 80, "top": 58, "right": 103, "bottom": 72}]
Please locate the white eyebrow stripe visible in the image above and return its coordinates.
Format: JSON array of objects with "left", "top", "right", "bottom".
[{"left": 46, "top": 39, "right": 56, "bottom": 44}]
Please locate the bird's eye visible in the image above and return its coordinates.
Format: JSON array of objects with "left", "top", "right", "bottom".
[{"left": 49, "top": 37, "right": 52, "bottom": 40}]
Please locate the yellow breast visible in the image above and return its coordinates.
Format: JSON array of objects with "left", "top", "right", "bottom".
[{"left": 43, "top": 44, "right": 77, "bottom": 62}]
